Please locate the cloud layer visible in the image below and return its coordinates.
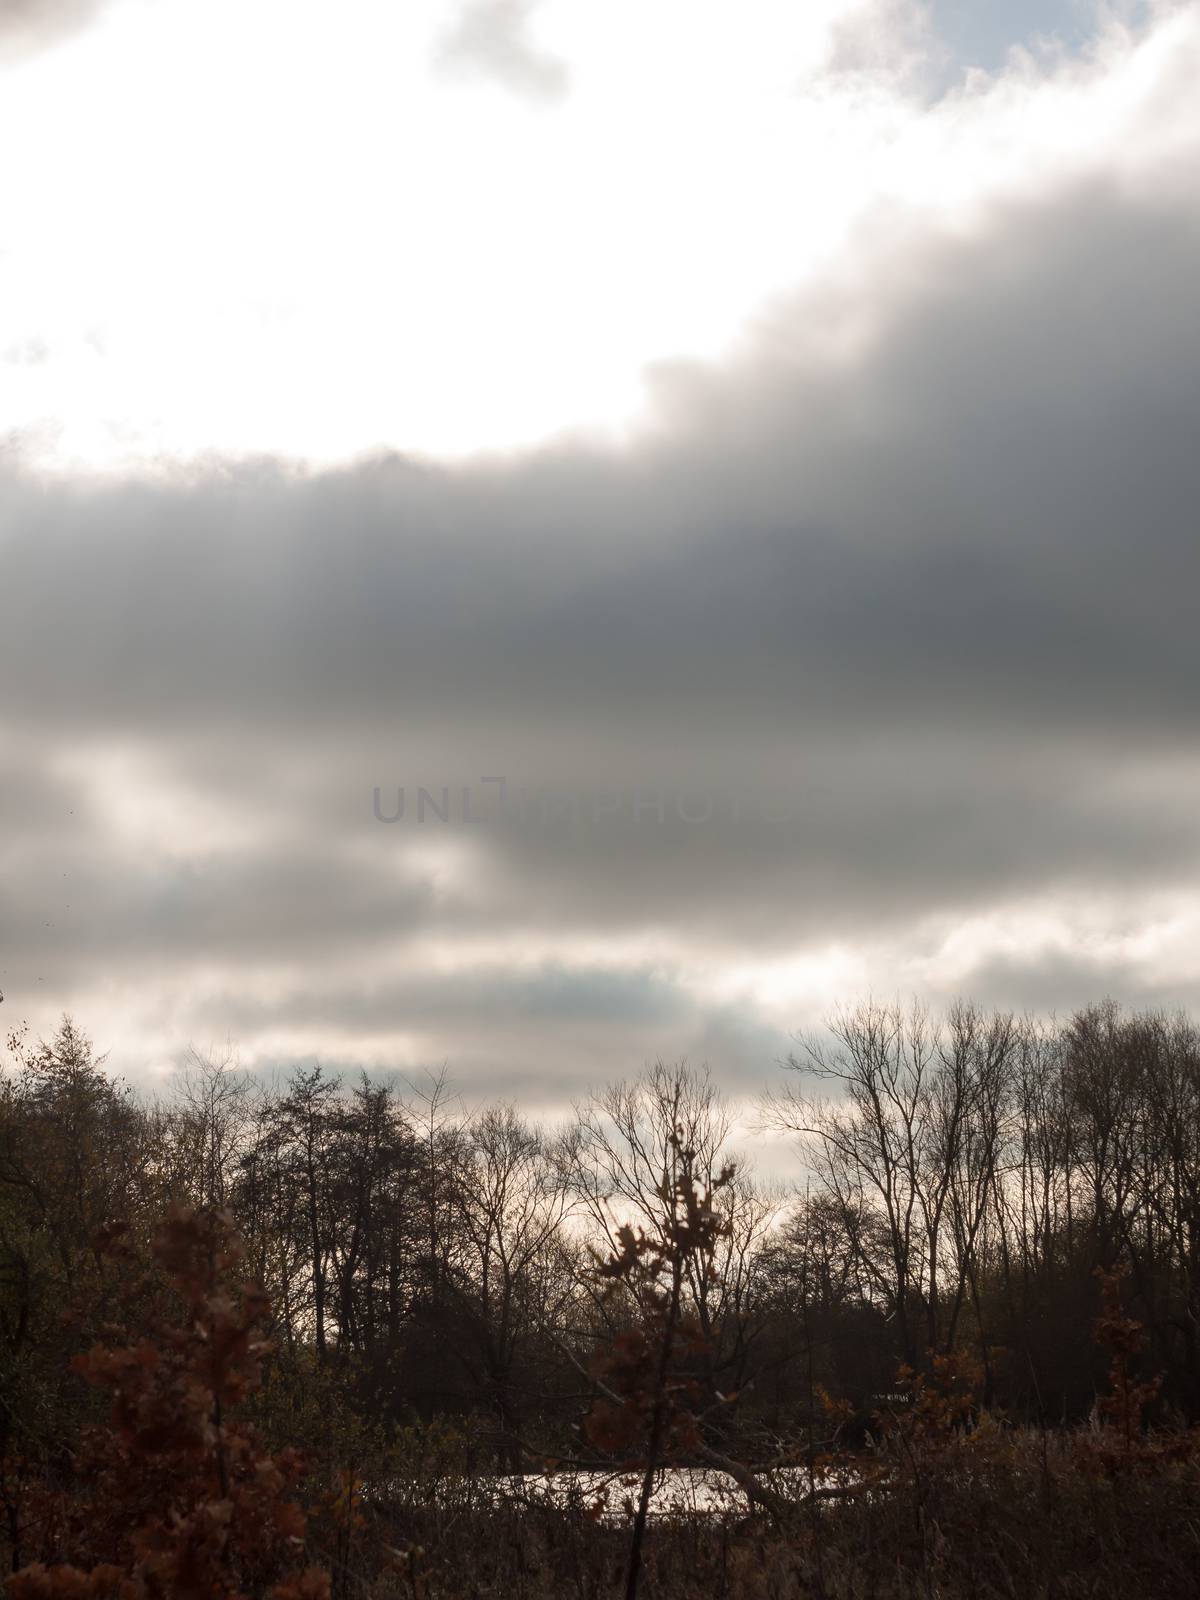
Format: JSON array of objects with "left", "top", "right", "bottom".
[
  {"left": 0, "top": 0, "right": 120, "bottom": 62},
  {"left": 2, "top": 3, "right": 1199, "bottom": 1107},
  {"left": 434, "top": 0, "right": 569, "bottom": 102}
]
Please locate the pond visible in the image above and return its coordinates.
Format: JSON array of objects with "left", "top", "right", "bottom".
[{"left": 373, "top": 1465, "right": 848, "bottom": 1521}]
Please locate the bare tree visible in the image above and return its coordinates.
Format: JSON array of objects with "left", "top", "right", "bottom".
[
  {"left": 447, "top": 1103, "right": 576, "bottom": 1467},
  {"left": 166, "top": 1046, "right": 254, "bottom": 1208}
]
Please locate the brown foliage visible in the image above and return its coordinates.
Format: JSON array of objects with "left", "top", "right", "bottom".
[
  {"left": 7, "top": 1207, "right": 329, "bottom": 1600},
  {"left": 581, "top": 1141, "right": 735, "bottom": 1599},
  {"left": 1076, "top": 1264, "right": 1199, "bottom": 1474},
  {"left": 582, "top": 1155, "right": 735, "bottom": 1467}
]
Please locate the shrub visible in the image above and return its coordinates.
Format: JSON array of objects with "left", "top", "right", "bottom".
[{"left": 6, "top": 1207, "right": 330, "bottom": 1600}]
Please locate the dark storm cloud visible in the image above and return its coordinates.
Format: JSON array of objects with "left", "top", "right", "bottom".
[
  {"left": 5, "top": 185, "right": 1198, "bottom": 745},
  {"left": 3, "top": 143, "right": 1200, "bottom": 1077}
]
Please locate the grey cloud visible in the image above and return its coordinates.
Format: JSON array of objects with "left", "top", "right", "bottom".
[
  {"left": 0, "top": 826, "right": 451, "bottom": 991},
  {"left": 930, "top": 947, "right": 1200, "bottom": 1021},
  {"left": 825, "top": 0, "right": 933, "bottom": 81},
  {"left": 217, "top": 964, "right": 691, "bottom": 1035},
  {"left": 6, "top": 185, "right": 1198, "bottom": 744},
  {"left": 193, "top": 963, "right": 792, "bottom": 1101},
  {"left": 0, "top": 0, "right": 105, "bottom": 60},
  {"left": 3, "top": 134, "right": 1200, "bottom": 1088},
  {"left": 434, "top": 0, "right": 569, "bottom": 104}
]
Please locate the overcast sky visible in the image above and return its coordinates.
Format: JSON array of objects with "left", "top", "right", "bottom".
[{"left": 2, "top": 0, "right": 1198, "bottom": 1120}]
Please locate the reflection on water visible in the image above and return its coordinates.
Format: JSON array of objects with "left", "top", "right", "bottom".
[{"left": 370, "top": 1464, "right": 858, "bottom": 1521}]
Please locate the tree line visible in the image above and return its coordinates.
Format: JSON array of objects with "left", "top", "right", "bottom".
[{"left": 2, "top": 996, "right": 1198, "bottom": 1484}]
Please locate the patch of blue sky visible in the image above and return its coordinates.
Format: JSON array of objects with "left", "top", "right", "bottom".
[{"left": 929, "top": 0, "right": 1154, "bottom": 74}]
